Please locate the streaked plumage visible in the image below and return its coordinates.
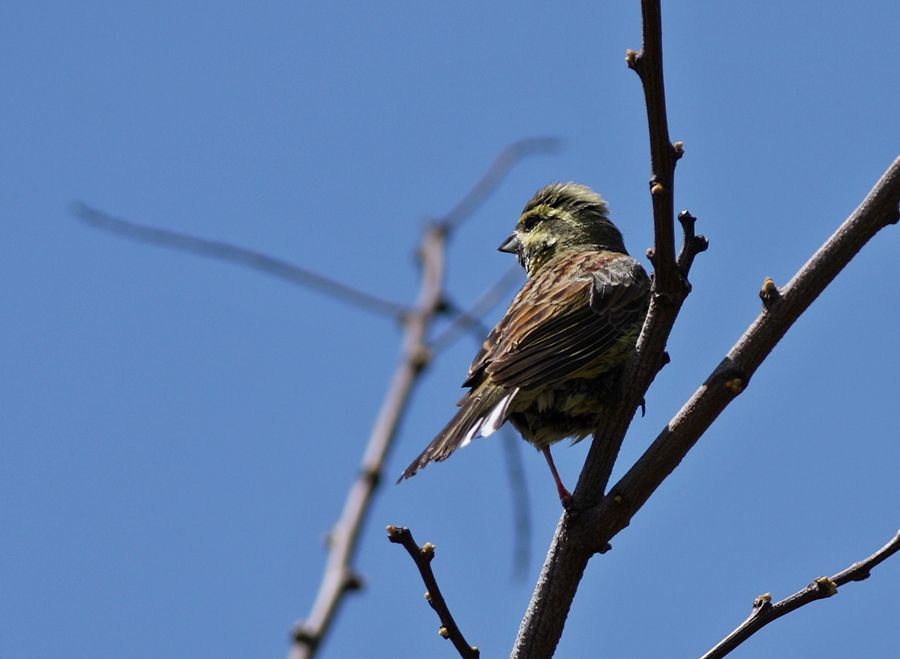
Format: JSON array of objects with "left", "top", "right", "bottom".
[{"left": 399, "top": 183, "right": 650, "bottom": 502}]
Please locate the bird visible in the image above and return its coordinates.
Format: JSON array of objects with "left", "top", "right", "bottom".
[{"left": 399, "top": 182, "right": 651, "bottom": 506}]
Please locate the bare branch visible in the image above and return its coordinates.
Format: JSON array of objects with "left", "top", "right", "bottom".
[
  {"left": 701, "top": 530, "right": 900, "bottom": 659},
  {"left": 289, "top": 222, "right": 446, "bottom": 659},
  {"left": 289, "top": 138, "right": 560, "bottom": 658},
  {"left": 509, "top": 154, "right": 898, "bottom": 658},
  {"left": 441, "top": 138, "right": 561, "bottom": 231},
  {"left": 512, "top": 5, "right": 900, "bottom": 645},
  {"left": 73, "top": 202, "right": 409, "bottom": 319},
  {"left": 584, "top": 155, "right": 900, "bottom": 554},
  {"left": 387, "top": 526, "right": 480, "bottom": 659},
  {"left": 512, "top": 3, "right": 691, "bottom": 654},
  {"left": 626, "top": 0, "right": 680, "bottom": 293}
]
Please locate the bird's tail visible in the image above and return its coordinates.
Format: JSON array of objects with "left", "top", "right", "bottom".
[{"left": 398, "top": 385, "right": 518, "bottom": 481}]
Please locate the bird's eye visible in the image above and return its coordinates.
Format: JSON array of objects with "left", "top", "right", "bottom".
[{"left": 521, "top": 214, "right": 542, "bottom": 232}]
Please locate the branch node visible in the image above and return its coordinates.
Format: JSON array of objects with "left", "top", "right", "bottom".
[
  {"left": 724, "top": 377, "right": 745, "bottom": 394},
  {"left": 408, "top": 344, "right": 432, "bottom": 374},
  {"left": 650, "top": 182, "right": 666, "bottom": 196},
  {"left": 292, "top": 624, "right": 318, "bottom": 649},
  {"left": 624, "top": 48, "right": 639, "bottom": 69},
  {"left": 673, "top": 141, "right": 685, "bottom": 160},
  {"left": 814, "top": 576, "right": 838, "bottom": 596},
  {"left": 344, "top": 571, "right": 365, "bottom": 593},
  {"left": 421, "top": 542, "right": 436, "bottom": 561},
  {"left": 752, "top": 592, "right": 772, "bottom": 610},
  {"left": 759, "top": 277, "right": 781, "bottom": 309},
  {"left": 439, "top": 626, "right": 450, "bottom": 639},
  {"left": 360, "top": 466, "right": 381, "bottom": 489}
]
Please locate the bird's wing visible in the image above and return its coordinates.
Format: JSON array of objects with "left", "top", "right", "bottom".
[{"left": 468, "top": 250, "right": 649, "bottom": 390}]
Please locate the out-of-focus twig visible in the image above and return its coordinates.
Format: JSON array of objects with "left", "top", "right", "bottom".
[
  {"left": 442, "top": 138, "right": 561, "bottom": 231},
  {"left": 387, "top": 526, "right": 480, "bottom": 659},
  {"left": 701, "top": 529, "right": 900, "bottom": 659},
  {"left": 432, "top": 265, "right": 523, "bottom": 352},
  {"left": 73, "top": 203, "right": 409, "bottom": 319},
  {"left": 287, "top": 140, "right": 558, "bottom": 658},
  {"left": 500, "top": 429, "right": 531, "bottom": 580},
  {"left": 290, "top": 221, "right": 447, "bottom": 659}
]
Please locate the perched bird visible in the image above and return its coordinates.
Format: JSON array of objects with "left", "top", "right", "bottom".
[{"left": 399, "top": 183, "right": 650, "bottom": 506}]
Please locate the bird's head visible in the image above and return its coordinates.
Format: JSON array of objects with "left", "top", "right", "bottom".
[{"left": 498, "top": 183, "right": 627, "bottom": 276}]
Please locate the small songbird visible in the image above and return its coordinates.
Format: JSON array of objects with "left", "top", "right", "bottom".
[{"left": 399, "top": 183, "right": 650, "bottom": 506}]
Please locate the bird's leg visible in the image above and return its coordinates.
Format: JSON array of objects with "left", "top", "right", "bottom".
[{"left": 541, "top": 446, "right": 572, "bottom": 509}]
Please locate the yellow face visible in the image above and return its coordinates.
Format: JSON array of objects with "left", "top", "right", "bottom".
[{"left": 499, "top": 183, "right": 627, "bottom": 277}]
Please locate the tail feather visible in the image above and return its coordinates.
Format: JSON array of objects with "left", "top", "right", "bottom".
[{"left": 398, "top": 386, "right": 517, "bottom": 481}]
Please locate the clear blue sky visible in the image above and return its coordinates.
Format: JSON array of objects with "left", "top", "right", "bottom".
[{"left": 2, "top": 2, "right": 898, "bottom": 658}]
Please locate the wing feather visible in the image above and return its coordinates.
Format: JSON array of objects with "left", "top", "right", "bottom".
[{"left": 474, "top": 250, "right": 649, "bottom": 390}]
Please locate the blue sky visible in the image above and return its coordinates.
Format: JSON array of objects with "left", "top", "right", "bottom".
[{"left": 2, "top": 2, "right": 898, "bottom": 658}]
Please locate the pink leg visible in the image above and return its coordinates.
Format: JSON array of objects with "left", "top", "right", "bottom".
[{"left": 541, "top": 446, "right": 572, "bottom": 508}]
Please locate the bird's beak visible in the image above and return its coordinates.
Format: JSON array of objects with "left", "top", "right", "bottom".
[{"left": 497, "top": 233, "right": 521, "bottom": 254}]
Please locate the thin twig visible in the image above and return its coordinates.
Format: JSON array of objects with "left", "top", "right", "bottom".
[
  {"left": 701, "top": 530, "right": 900, "bottom": 659},
  {"left": 73, "top": 203, "right": 409, "bottom": 319},
  {"left": 387, "top": 526, "right": 480, "bottom": 659},
  {"left": 288, "top": 140, "right": 559, "bottom": 658},
  {"left": 431, "top": 265, "right": 523, "bottom": 352},
  {"left": 441, "top": 138, "right": 561, "bottom": 231},
  {"left": 511, "top": 3, "right": 691, "bottom": 654}
]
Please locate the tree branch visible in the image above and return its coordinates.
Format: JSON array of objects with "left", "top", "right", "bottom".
[
  {"left": 510, "top": 1, "right": 900, "bottom": 649},
  {"left": 510, "top": 154, "right": 898, "bottom": 658},
  {"left": 289, "top": 221, "right": 446, "bottom": 659},
  {"left": 288, "top": 140, "right": 558, "bottom": 658},
  {"left": 511, "top": 2, "right": 691, "bottom": 654},
  {"left": 584, "top": 155, "right": 900, "bottom": 554},
  {"left": 701, "top": 530, "right": 900, "bottom": 659},
  {"left": 387, "top": 526, "right": 480, "bottom": 659},
  {"left": 73, "top": 203, "right": 409, "bottom": 319}
]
